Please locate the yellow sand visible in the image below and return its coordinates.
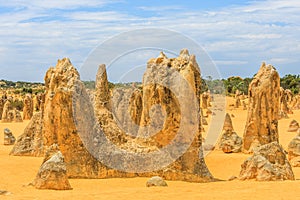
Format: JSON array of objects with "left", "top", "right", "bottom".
[{"left": 1, "top": 97, "right": 300, "bottom": 199}]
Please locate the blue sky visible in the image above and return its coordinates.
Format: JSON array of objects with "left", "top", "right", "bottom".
[{"left": 0, "top": 0, "right": 299, "bottom": 82}]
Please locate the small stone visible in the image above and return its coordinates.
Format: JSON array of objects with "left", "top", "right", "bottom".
[
  {"left": 146, "top": 176, "right": 168, "bottom": 187},
  {"left": 228, "top": 176, "right": 237, "bottom": 181},
  {"left": 288, "top": 120, "right": 299, "bottom": 132},
  {"left": 203, "top": 144, "right": 215, "bottom": 151},
  {"left": 222, "top": 143, "right": 234, "bottom": 153},
  {"left": 0, "top": 190, "right": 11, "bottom": 196},
  {"left": 4, "top": 128, "right": 15, "bottom": 145},
  {"left": 290, "top": 157, "right": 300, "bottom": 167}
]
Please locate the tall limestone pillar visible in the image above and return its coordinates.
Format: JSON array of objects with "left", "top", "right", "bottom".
[{"left": 243, "top": 63, "right": 280, "bottom": 153}]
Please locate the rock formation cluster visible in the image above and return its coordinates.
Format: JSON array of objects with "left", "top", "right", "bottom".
[
  {"left": 90, "top": 50, "right": 214, "bottom": 182},
  {"left": 12, "top": 51, "right": 214, "bottom": 185},
  {"left": 1, "top": 96, "right": 25, "bottom": 123},
  {"left": 8, "top": 50, "right": 300, "bottom": 188}
]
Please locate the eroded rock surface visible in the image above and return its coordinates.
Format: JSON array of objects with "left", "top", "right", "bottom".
[
  {"left": 42, "top": 58, "right": 100, "bottom": 178},
  {"left": 10, "top": 112, "right": 43, "bottom": 156},
  {"left": 1, "top": 98, "right": 13, "bottom": 122},
  {"left": 219, "top": 131, "right": 242, "bottom": 153},
  {"left": 223, "top": 113, "right": 233, "bottom": 131},
  {"left": 219, "top": 113, "right": 242, "bottom": 153},
  {"left": 34, "top": 93, "right": 45, "bottom": 112},
  {"left": 78, "top": 50, "right": 214, "bottom": 182},
  {"left": 279, "top": 88, "right": 293, "bottom": 119},
  {"left": 242, "top": 101, "right": 247, "bottom": 110},
  {"left": 1, "top": 98, "right": 23, "bottom": 123},
  {"left": 288, "top": 133, "right": 300, "bottom": 167},
  {"left": 14, "top": 109, "right": 23, "bottom": 122},
  {"left": 26, "top": 51, "right": 214, "bottom": 183},
  {"left": 23, "top": 94, "right": 33, "bottom": 120},
  {"left": 0, "top": 97, "right": 5, "bottom": 120},
  {"left": 243, "top": 63, "right": 280, "bottom": 153},
  {"left": 234, "top": 90, "right": 241, "bottom": 108},
  {"left": 291, "top": 95, "right": 300, "bottom": 110},
  {"left": 201, "top": 92, "right": 209, "bottom": 109},
  {"left": 239, "top": 142, "right": 294, "bottom": 181},
  {"left": 33, "top": 144, "right": 72, "bottom": 190}
]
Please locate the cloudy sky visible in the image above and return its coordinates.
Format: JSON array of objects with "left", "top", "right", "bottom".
[{"left": 0, "top": 0, "right": 299, "bottom": 82}]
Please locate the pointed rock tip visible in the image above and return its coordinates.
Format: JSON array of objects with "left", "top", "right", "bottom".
[
  {"left": 259, "top": 62, "right": 266, "bottom": 69},
  {"left": 98, "top": 64, "right": 107, "bottom": 72},
  {"left": 158, "top": 51, "right": 167, "bottom": 59},
  {"left": 56, "top": 58, "right": 72, "bottom": 67},
  {"left": 97, "top": 64, "right": 107, "bottom": 78},
  {"left": 154, "top": 52, "right": 167, "bottom": 64},
  {"left": 225, "top": 113, "right": 231, "bottom": 118},
  {"left": 259, "top": 62, "right": 277, "bottom": 73},
  {"left": 179, "top": 49, "right": 190, "bottom": 58}
]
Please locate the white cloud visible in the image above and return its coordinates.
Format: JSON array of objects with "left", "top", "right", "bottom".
[
  {"left": 67, "top": 11, "right": 136, "bottom": 22},
  {"left": 242, "top": 0, "right": 300, "bottom": 12},
  {"left": 214, "top": 60, "right": 248, "bottom": 65},
  {"left": 268, "top": 58, "right": 297, "bottom": 64},
  {"left": 0, "top": 0, "right": 122, "bottom": 9},
  {"left": 138, "top": 6, "right": 184, "bottom": 12},
  {"left": 0, "top": 0, "right": 299, "bottom": 81},
  {"left": 235, "top": 34, "right": 282, "bottom": 39}
]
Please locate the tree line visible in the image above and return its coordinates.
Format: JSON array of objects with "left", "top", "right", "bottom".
[
  {"left": 1, "top": 74, "right": 299, "bottom": 97},
  {"left": 202, "top": 74, "right": 300, "bottom": 95}
]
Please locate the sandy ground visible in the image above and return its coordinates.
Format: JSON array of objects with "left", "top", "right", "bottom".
[{"left": 1, "top": 97, "right": 300, "bottom": 199}]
